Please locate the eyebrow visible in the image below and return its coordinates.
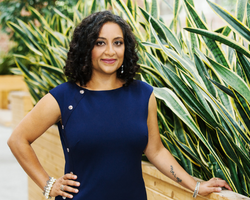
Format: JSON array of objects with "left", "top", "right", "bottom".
[{"left": 97, "top": 37, "right": 124, "bottom": 40}]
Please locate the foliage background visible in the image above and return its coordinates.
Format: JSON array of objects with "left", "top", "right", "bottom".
[
  {"left": 0, "top": 0, "right": 79, "bottom": 74},
  {"left": 3, "top": 0, "right": 250, "bottom": 197}
]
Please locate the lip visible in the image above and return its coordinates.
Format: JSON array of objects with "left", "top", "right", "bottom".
[{"left": 101, "top": 59, "right": 116, "bottom": 64}]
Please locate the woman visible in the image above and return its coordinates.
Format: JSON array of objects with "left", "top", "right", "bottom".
[{"left": 8, "top": 11, "right": 231, "bottom": 199}]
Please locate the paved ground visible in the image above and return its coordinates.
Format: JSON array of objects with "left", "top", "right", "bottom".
[{"left": 0, "top": 122, "right": 28, "bottom": 199}]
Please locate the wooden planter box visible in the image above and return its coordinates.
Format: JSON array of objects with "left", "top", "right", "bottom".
[
  {"left": 29, "top": 125, "right": 64, "bottom": 200},
  {"left": 142, "top": 162, "right": 249, "bottom": 200},
  {"left": 11, "top": 92, "right": 250, "bottom": 200},
  {"left": 9, "top": 91, "right": 33, "bottom": 128},
  {"left": 0, "top": 75, "right": 28, "bottom": 109}
]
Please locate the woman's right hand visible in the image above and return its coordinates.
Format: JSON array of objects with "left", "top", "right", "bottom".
[{"left": 50, "top": 173, "right": 80, "bottom": 199}]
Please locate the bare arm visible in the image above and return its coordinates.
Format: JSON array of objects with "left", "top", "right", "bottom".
[
  {"left": 144, "top": 93, "right": 232, "bottom": 196},
  {"left": 7, "top": 93, "right": 79, "bottom": 199}
]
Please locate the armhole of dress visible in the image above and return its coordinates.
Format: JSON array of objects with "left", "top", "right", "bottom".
[{"left": 147, "top": 90, "right": 154, "bottom": 117}]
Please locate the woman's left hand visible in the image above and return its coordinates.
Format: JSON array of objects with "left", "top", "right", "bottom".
[{"left": 198, "top": 177, "right": 232, "bottom": 196}]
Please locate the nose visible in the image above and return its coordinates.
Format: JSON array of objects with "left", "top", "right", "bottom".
[{"left": 104, "top": 43, "right": 115, "bottom": 56}]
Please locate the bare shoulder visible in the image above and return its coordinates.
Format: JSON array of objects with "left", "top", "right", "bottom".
[
  {"left": 12, "top": 93, "right": 61, "bottom": 143},
  {"left": 33, "top": 93, "right": 61, "bottom": 116},
  {"left": 144, "top": 92, "right": 164, "bottom": 158},
  {"left": 147, "top": 92, "right": 158, "bottom": 121},
  {"left": 147, "top": 92, "right": 158, "bottom": 134}
]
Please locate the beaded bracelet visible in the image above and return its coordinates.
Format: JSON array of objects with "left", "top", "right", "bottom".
[
  {"left": 192, "top": 181, "right": 200, "bottom": 198},
  {"left": 42, "top": 177, "right": 57, "bottom": 199}
]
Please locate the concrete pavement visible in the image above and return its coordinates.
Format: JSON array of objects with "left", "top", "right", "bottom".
[{"left": 0, "top": 120, "right": 28, "bottom": 199}]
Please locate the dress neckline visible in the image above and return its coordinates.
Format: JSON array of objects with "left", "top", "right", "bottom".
[{"left": 73, "top": 82, "right": 125, "bottom": 92}]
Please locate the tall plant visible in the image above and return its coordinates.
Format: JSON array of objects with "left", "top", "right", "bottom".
[
  {"left": 108, "top": 0, "right": 250, "bottom": 196},
  {"left": 0, "top": 0, "right": 81, "bottom": 75}
]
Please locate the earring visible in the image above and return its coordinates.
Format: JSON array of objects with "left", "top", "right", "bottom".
[{"left": 121, "top": 65, "right": 124, "bottom": 74}]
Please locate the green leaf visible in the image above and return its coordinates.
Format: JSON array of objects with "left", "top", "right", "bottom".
[
  {"left": 157, "top": 109, "right": 172, "bottom": 133},
  {"left": 183, "top": 72, "right": 216, "bottom": 121},
  {"left": 173, "top": 115, "right": 186, "bottom": 144},
  {"left": 14, "top": 57, "right": 36, "bottom": 81},
  {"left": 28, "top": 6, "right": 49, "bottom": 27},
  {"left": 29, "top": 21, "right": 46, "bottom": 44},
  {"left": 231, "top": 87, "right": 250, "bottom": 133},
  {"left": 162, "top": 66, "right": 219, "bottom": 128},
  {"left": 41, "top": 69, "right": 59, "bottom": 88},
  {"left": 173, "top": 0, "right": 180, "bottom": 18},
  {"left": 43, "top": 26, "right": 65, "bottom": 46},
  {"left": 127, "top": 0, "right": 133, "bottom": 16},
  {"left": 91, "top": 0, "right": 97, "bottom": 13},
  {"left": 177, "top": 139, "right": 212, "bottom": 177},
  {"left": 169, "top": 133, "right": 193, "bottom": 175},
  {"left": 173, "top": 0, "right": 180, "bottom": 33},
  {"left": 37, "top": 63, "right": 64, "bottom": 75},
  {"left": 7, "top": 21, "right": 42, "bottom": 56},
  {"left": 186, "top": 18, "right": 198, "bottom": 59},
  {"left": 183, "top": 0, "right": 230, "bottom": 69},
  {"left": 247, "top": 3, "right": 250, "bottom": 28},
  {"left": 208, "top": 154, "right": 227, "bottom": 180},
  {"left": 140, "top": 64, "right": 166, "bottom": 87},
  {"left": 10, "top": 68, "right": 22, "bottom": 75},
  {"left": 207, "top": 57, "right": 250, "bottom": 105},
  {"left": 193, "top": 53, "right": 217, "bottom": 98},
  {"left": 216, "top": 128, "right": 250, "bottom": 186},
  {"left": 148, "top": 23, "right": 202, "bottom": 84},
  {"left": 239, "top": 170, "right": 249, "bottom": 196},
  {"left": 139, "top": 8, "right": 182, "bottom": 54},
  {"left": 236, "top": 51, "right": 250, "bottom": 84},
  {"left": 25, "top": 80, "right": 41, "bottom": 104},
  {"left": 201, "top": 82, "right": 250, "bottom": 147},
  {"left": 208, "top": 78, "right": 234, "bottom": 98},
  {"left": 14, "top": 54, "right": 64, "bottom": 75},
  {"left": 185, "top": 28, "right": 250, "bottom": 59},
  {"left": 236, "top": 0, "right": 247, "bottom": 22},
  {"left": 207, "top": 0, "right": 250, "bottom": 42},
  {"left": 186, "top": 0, "right": 194, "bottom": 6},
  {"left": 145, "top": 52, "right": 167, "bottom": 80},
  {"left": 221, "top": 26, "right": 232, "bottom": 36},
  {"left": 144, "top": 0, "right": 150, "bottom": 13},
  {"left": 112, "top": 0, "right": 143, "bottom": 39},
  {"left": 53, "top": 7, "right": 74, "bottom": 26},
  {"left": 151, "top": 0, "right": 159, "bottom": 19},
  {"left": 73, "top": 7, "right": 83, "bottom": 24}
]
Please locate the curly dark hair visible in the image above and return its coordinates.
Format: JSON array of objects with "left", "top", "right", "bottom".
[{"left": 64, "top": 10, "right": 140, "bottom": 86}]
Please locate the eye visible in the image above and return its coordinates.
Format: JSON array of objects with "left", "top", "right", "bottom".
[
  {"left": 114, "top": 41, "right": 123, "bottom": 46},
  {"left": 96, "top": 41, "right": 105, "bottom": 46}
]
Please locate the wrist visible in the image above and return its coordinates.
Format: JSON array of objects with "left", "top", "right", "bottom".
[
  {"left": 192, "top": 181, "right": 201, "bottom": 198},
  {"left": 43, "top": 176, "right": 56, "bottom": 199}
]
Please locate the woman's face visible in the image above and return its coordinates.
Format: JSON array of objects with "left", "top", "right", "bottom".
[{"left": 91, "top": 22, "right": 125, "bottom": 77}]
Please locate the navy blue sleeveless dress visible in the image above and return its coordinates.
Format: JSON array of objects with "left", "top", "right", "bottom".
[{"left": 50, "top": 80, "right": 153, "bottom": 200}]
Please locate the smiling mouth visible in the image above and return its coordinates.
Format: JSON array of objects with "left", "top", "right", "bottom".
[{"left": 102, "top": 59, "right": 116, "bottom": 64}]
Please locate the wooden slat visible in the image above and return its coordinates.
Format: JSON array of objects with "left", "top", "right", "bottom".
[
  {"left": 10, "top": 91, "right": 33, "bottom": 128},
  {"left": 28, "top": 127, "right": 63, "bottom": 200},
  {"left": 146, "top": 187, "right": 174, "bottom": 200},
  {"left": 0, "top": 75, "right": 28, "bottom": 109},
  {"left": 32, "top": 132, "right": 63, "bottom": 158},
  {"left": 142, "top": 161, "right": 250, "bottom": 200},
  {"left": 28, "top": 177, "right": 56, "bottom": 200}
]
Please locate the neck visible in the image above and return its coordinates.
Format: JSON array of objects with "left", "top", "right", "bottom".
[{"left": 85, "top": 74, "right": 124, "bottom": 91}]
